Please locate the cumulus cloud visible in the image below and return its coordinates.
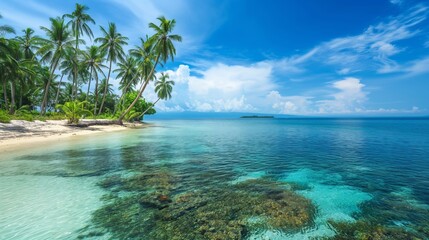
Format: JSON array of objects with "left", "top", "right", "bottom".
[
  {"left": 317, "top": 78, "right": 367, "bottom": 113},
  {"left": 267, "top": 91, "right": 313, "bottom": 114},
  {"left": 183, "top": 62, "right": 275, "bottom": 112},
  {"left": 266, "top": 77, "right": 369, "bottom": 114},
  {"left": 162, "top": 64, "right": 190, "bottom": 84},
  {"left": 188, "top": 96, "right": 255, "bottom": 112},
  {"left": 151, "top": 64, "right": 422, "bottom": 115},
  {"left": 149, "top": 63, "right": 275, "bottom": 113},
  {"left": 188, "top": 63, "right": 273, "bottom": 96}
]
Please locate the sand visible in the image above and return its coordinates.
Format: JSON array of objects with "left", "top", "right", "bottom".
[{"left": 0, "top": 120, "right": 139, "bottom": 154}]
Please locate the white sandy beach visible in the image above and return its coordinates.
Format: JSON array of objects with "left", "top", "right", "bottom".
[{"left": 0, "top": 120, "right": 138, "bottom": 154}]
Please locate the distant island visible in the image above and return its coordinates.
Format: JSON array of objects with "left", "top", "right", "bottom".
[{"left": 240, "top": 115, "right": 274, "bottom": 118}]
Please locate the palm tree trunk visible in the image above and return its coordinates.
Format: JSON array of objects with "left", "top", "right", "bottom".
[
  {"left": 115, "top": 73, "right": 136, "bottom": 115},
  {"left": 119, "top": 54, "right": 160, "bottom": 123},
  {"left": 3, "top": 80, "right": 9, "bottom": 110},
  {"left": 86, "top": 67, "right": 93, "bottom": 102},
  {"left": 98, "top": 59, "right": 112, "bottom": 115},
  {"left": 9, "top": 80, "right": 16, "bottom": 114},
  {"left": 73, "top": 35, "right": 79, "bottom": 100},
  {"left": 54, "top": 73, "right": 64, "bottom": 108},
  {"left": 93, "top": 69, "right": 99, "bottom": 115},
  {"left": 138, "top": 98, "right": 160, "bottom": 119},
  {"left": 41, "top": 58, "right": 60, "bottom": 115},
  {"left": 18, "top": 78, "right": 24, "bottom": 108}
]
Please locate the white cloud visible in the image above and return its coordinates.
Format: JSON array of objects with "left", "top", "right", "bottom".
[
  {"left": 337, "top": 68, "right": 351, "bottom": 75},
  {"left": 405, "top": 56, "right": 429, "bottom": 75},
  {"left": 267, "top": 91, "right": 313, "bottom": 114},
  {"left": 148, "top": 63, "right": 275, "bottom": 113},
  {"left": 188, "top": 62, "right": 274, "bottom": 98},
  {"left": 273, "top": 5, "right": 427, "bottom": 74},
  {"left": 390, "top": 0, "right": 403, "bottom": 5},
  {"left": 154, "top": 102, "right": 185, "bottom": 112},
  {"left": 188, "top": 96, "right": 255, "bottom": 112},
  {"left": 267, "top": 78, "right": 368, "bottom": 114},
  {"left": 163, "top": 64, "right": 190, "bottom": 84},
  {"left": 317, "top": 78, "right": 367, "bottom": 113},
  {"left": 151, "top": 63, "right": 423, "bottom": 115}
]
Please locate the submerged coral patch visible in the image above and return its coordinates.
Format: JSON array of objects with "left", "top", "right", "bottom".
[{"left": 86, "top": 173, "right": 316, "bottom": 240}]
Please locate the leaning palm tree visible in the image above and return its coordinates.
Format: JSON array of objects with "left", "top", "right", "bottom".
[
  {"left": 139, "top": 72, "right": 174, "bottom": 118},
  {"left": 82, "top": 45, "right": 106, "bottom": 113},
  {"left": 95, "top": 23, "right": 128, "bottom": 115},
  {"left": 119, "top": 17, "right": 181, "bottom": 123},
  {"left": 38, "top": 17, "right": 73, "bottom": 114},
  {"left": 63, "top": 3, "right": 95, "bottom": 100}
]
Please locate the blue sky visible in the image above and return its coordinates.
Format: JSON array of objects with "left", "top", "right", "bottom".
[{"left": 1, "top": 0, "right": 429, "bottom": 116}]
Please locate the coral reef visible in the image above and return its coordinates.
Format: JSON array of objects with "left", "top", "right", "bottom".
[
  {"left": 87, "top": 174, "right": 316, "bottom": 240},
  {"left": 327, "top": 220, "right": 427, "bottom": 240}
]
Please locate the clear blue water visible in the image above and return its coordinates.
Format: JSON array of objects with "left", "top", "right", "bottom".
[{"left": 0, "top": 118, "right": 428, "bottom": 239}]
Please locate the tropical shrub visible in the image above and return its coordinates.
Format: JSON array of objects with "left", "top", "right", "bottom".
[
  {"left": 0, "top": 110, "right": 11, "bottom": 123},
  {"left": 56, "top": 100, "right": 92, "bottom": 124},
  {"left": 14, "top": 105, "right": 34, "bottom": 121},
  {"left": 120, "top": 91, "right": 155, "bottom": 122}
]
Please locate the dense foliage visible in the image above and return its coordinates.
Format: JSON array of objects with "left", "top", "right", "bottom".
[{"left": 0, "top": 4, "right": 181, "bottom": 123}]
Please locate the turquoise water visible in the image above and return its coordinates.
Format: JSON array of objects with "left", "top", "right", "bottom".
[{"left": 0, "top": 118, "right": 429, "bottom": 239}]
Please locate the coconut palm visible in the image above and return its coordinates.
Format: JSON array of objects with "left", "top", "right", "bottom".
[
  {"left": 0, "top": 13, "right": 15, "bottom": 63},
  {"left": 119, "top": 17, "right": 181, "bottom": 122},
  {"left": 95, "top": 23, "right": 128, "bottom": 114},
  {"left": 82, "top": 45, "right": 106, "bottom": 113},
  {"left": 63, "top": 3, "right": 95, "bottom": 100},
  {"left": 139, "top": 72, "right": 174, "bottom": 118},
  {"left": 38, "top": 17, "right": 73, "bottom": 114},
  {"left": 0, "top": 13, "right": 15, "bottom": 36},
  {"left": 16, "top": 28, "right": 43, "bottom": 60},
  {"left": 0, "top": 40, "right": 35, "bottom": 114},
  {"left": 114, "top": 55, "right": 139, "bottom": 112}
]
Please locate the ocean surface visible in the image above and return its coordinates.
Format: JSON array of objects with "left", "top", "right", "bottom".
[{"left": 0, "top": 118, "right": 428, "bottom": 239}]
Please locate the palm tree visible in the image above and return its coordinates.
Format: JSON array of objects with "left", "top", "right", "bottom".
[
  {"left": 63, "top": 3, "right": 95, "bottom": 100},
  {"left": 0, "top": 13, "right": 15, "bottom": 110},
  {"left": 53, "top": 70, "right": 65, "bottom": 107},
  {"left": 82, "top": 45, "right": 106, "bottom": 114},
  {"left": 16, "top": 28, "right": 43, "bottom": 60},
  {"left": 0, "top": 13, "right": 15, "bottom": 36},
  {"left": 114, "top": 55, "right": 138, "bottom": 112},
  {"left": 95, "top": 23, "right": 128, "bottom": 115},
  {"left": 119, "top": 17, "right": 181, "bottom": 123},
  {"left": 139, "top": 72, "right": 174, "bottom": 118},
  {"left": 38, "top": 17, "right": 73, "bottom": 114},
  {"left": 57, "top": 46, "right": 79, "bottom": 106},
  {"left": 0, "top": 40, "right": 34, "bottom": 114}
]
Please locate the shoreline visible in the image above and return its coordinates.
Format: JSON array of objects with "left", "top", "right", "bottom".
[{"left": 0, "top": 120, "right": 144, "bottom": 154}]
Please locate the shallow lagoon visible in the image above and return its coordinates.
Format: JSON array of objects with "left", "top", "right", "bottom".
[{"left": 1, "top": 118, "right": 429, "bottom": 239}]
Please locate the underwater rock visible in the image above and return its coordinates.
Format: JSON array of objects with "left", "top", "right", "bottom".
[
  {"left": 90, "top": 175, "right": 316, "bottom": 240},
  {"left": 328, "top": 220, "right": 427, "bottom": 240}
]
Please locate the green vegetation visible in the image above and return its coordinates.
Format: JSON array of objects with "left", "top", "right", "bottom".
[
  {"left": 56, "top": 100, "right": 92, "bottom": 124},
  {"left": 0, "top": 110, "right": 11, "bottom": 123},
  {"left": 0, "top": 3, "right": 180, "bottom": 124}
]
